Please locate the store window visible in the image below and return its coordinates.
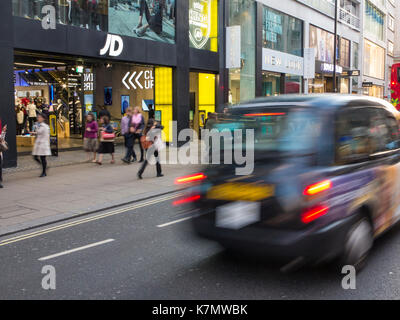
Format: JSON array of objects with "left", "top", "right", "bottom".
[
  {"left": 109, "top": 0, "right": 176, "bottom": 44},
  {"left": 228, "top": 0, "right": 256, "bottom": 104},
  {"left": 262, "top": 6, "right": 303, "bottom": 57},
  {"left": 189, "top": 0, "right": 218, "bottom": 52},
  {"left": 364, "top": 39, "right": 385, "bottom": 80},
  {"left": 365, "top": 1, "right": 384, "bottom": 41},
  {"left": 339, "top": 38, "right": 350, "bottom": 68},
  {"left": 309, "top": 25, "right": 335, "bottom": 64},
  {"left": 285, "top": 74, "right": 302, "bottom": 94},
  {"left": 13, "top": 0, "right": 109, "bottom": 32},
  {"left": 262, "top": 72, "right": 281, "bottom": 96}
]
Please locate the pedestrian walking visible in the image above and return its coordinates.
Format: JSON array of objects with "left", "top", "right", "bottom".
[
  {"left": 137, "top": 119, "right": 165, "bottom": 180},
  {"left": 31, "top": 113, "right": 51, "bottom": 178},
  {"left": 96, "top": 115, "right": 115, "bottom": 165},
  {"left": 121, "top": 107, "right": 134, "bottom": 164},
  {"left": 131, "top": 106, "right": 145, "bottom": 162},
  {"left": 0, "top": 120, "right": 8, "bottom": 188},
  {"left": 83, "top": 112, "right": 99, "bottom": 162}
]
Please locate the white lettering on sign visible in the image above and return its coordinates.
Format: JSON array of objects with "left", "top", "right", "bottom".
[
  {"left": 321, "top": 63, "right": 343, "bottom": 74},
  {"left": 262, "top": 48, "right": 304, "bottom": 76},
  {"left": 100, "top": 34, "right": 124, "bottom": 57},
  {"left": 122, "top": 70, "right": 154, "bottom": 90},
  {"left": 84, "top": 73, "right": 94, "bottom": 92}
]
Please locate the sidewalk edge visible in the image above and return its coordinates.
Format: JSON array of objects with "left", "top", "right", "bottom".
[{"left": 0, "top": 188, "right": 181, "bottom": 239}]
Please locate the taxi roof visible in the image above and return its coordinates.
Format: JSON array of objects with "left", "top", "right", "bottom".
[{"left": 231, "top": 94, "right": 400, "bottom": 120}]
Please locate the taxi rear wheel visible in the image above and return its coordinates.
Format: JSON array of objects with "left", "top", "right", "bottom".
[{"left": 340, "top": 217, "right": 373, "bottom": 271}]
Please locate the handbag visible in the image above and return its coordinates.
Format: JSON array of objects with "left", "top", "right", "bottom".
[
  {"left": 0, "top": 139, "right": 8, "bottom": 152},
  {"left": 140, "top": 135, "right": 153, "bottom": 150},
  {"left": 100, "top": 131, "right": 115, "bottom": 142}
]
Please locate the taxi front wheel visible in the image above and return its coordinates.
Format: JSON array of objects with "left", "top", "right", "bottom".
[{"left": 339, "top": 217, "right": 373, "bottom": 271}]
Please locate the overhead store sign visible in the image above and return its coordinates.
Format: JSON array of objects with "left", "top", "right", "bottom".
[
  {"left": 262, "top": 48, "right": 304, "bottom": 76},
  {"left": 226, "top": 26, "right": 241, "bottom": 69},
  {"left": 100, "top": 34, "right": 124, "bottom": 57},
  {"left": 189, "top": 0, "right": 212, "bottom": 49},
  {"left": 122, "top": 70, "right": 154, "bottom": 90}
]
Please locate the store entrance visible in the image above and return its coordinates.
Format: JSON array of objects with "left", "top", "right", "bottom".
[
  {"left": 14, "top": 52, "right": 85, "bottom": 154},
  {"left": 189, "top": 72, "right": 216, "bottom": 135}
]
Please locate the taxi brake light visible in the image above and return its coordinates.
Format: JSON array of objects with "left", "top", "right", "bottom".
[
  {"left": 301, "top": 206, "right": 329, "bottom": 224},
  {"left": 304, "top": 180, "right": 332, "bottom": 196},
  {"left": 175, "top": 173, "right": 207, "bottom": 185},
  {"left": 173, "top": 195, "right": 201, "bottom": 206}
]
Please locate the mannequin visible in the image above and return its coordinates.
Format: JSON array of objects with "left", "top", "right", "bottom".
[{"left": 27, "top": 98, "right": 38, "bottom": 132}]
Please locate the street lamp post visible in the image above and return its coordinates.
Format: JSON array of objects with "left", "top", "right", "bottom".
[{"left": 333, "top": 0, "right": 338, "bottom": 93}]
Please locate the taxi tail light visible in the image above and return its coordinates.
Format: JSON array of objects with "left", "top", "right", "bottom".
[
  {"left": 173, "top": 195, "right": 201, "bottom": 206},
  {"left": 301, "top": 205, "right": 329, "bottom": 224},
  {"left": 304, "top": 180, "right": 332, "bottom": 196},
  {"left": 175, "top": 173, "right": 207, "bottom": 185}
]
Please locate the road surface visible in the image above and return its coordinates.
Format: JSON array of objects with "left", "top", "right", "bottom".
[{"left": 1, "top": 192, "right": 400, "bottom": 300}]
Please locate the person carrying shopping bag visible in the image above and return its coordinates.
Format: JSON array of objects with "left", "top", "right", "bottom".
[
  {"left": 96, "top": 115, "right": 115, "bottom": 165},
  {"left": 137, "top": 119, "right": 165, "bottom": 180},
  {"left": 31, "top": 113, "right": 51, "bottom": 178},
  {"left": 0, "top": 120, "right": 8, "bottom": 188}
]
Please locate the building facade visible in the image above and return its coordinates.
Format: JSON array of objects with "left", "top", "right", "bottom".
[
  {"left": 0, "top": 0, "right": 397, "bottom": 168},
  {"left": 0, "top": 0, "right": 225, "bottom": 167},
  {"left": 226, "top": 0, "right": 396, "bottom": 103}
]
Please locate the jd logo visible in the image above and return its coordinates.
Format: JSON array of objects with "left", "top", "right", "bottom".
[
  {"left": 189, "top": 0, "right": 212, "bottom": 49},
  {"left": 100, "top": 34, "right": 124, "bottom": 57}
]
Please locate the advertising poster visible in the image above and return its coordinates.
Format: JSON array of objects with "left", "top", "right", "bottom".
[
  {"left": 104, "top": 87, "right": 112, "bottom": 106},
  {"left": 109, "top": 0, "right": 175, "bottom": 44},
  {"left": 309, "top": 25, "right": 334, "bottom": 64},
  {"left": 189, "top": 0, "right": 218, "bottom": 51},
  {"left": 121, "top": 95, "right": 130, "bottom": 114}
]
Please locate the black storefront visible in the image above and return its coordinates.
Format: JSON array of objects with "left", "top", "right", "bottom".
[{"left": 0, "top": 0, "right": 226, "bottom": 167}]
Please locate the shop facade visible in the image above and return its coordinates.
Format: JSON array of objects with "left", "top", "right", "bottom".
[
  {"left": 224, "top": 0, "right": 362, "bottom": 102},
  {"left": 1, "top": 0, "right": 224, "bottom": 167}
]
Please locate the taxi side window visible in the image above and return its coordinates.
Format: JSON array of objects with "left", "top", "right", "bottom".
[
  {"left": 336, "top": 108, "right": 372, "bottom": 164},
  {"left": 384, "top": 114, "right": 400, "bottom": 150},
  {"left": 369, "top": 108, "right": 392, "bottom": 153}
]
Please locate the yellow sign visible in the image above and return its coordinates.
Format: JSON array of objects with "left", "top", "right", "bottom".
[{"left": 207, "top": 183, "right": 275, "bottom": 201}]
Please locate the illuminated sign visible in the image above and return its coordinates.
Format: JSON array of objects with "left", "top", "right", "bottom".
[
  {"left": 100, "top": 34, "right": 124, "bottom": 57},
  {"left": 122, "top": 69, "right": 154, "bottom": 90},
  {"left": 76, "top": 66, "right": 84, "bottom": 73},
  {"left": 320, "top": 63, "right": 343, "bottom": 74},
  {"left": 189, "top": 0, "right": 212, "bottom": 49}
]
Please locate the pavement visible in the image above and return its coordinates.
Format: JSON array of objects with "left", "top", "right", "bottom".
[
  {"left": 1, "top": 194, "right": 400, "bottom": 299},
  {"left": 0, "top": 145, "right": 199, "bottom": 236}
]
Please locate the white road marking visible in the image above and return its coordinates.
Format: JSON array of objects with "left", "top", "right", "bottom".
[
  {"left": 38, "top": 239, "right": 115, "bottom": 261},
  {"left": 157, "top": 215, "right": 199, "bottom": 228}
]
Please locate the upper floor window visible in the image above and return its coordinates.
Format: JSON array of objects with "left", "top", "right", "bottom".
[
  {"left": 263, "top": 6, "right": 303, "bottom": 57},
  {"left": 365, "top": 1, "right": 385, "bottom": 41}
]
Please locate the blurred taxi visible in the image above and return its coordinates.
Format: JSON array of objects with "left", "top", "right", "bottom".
[{"left": 174, "top": 95, "right": 400, "bottom": 270}]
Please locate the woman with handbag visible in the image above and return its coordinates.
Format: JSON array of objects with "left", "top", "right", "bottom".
[
  {"left": 31, "top": 113, "right": 51, "bottom": 178},
  {"left": 0, "top": 121, "right": 8, "bottom": 188},
  {"left": 96, "top": 115, "right": 115, "bottom": 165},
  {"left": 131, "top": 107, "right": 145, "bottom": 163},
  {"left": 137, "top": 119, "right": 165, "bottom": 180}
]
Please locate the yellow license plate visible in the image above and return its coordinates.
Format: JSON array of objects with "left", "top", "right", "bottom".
[{"left": 206, "top": 183, "right": 275, "bottom": 202}]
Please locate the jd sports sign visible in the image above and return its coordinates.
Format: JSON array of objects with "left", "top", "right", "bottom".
[
  {"left": 100, "top": 34, "right": 124, "bottom": 57},
  {"left": 189, "top": 0, "right": 212, "bottom": 50}
]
